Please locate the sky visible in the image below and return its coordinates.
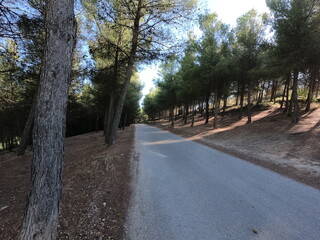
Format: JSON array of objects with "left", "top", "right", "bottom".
[{"left": 138, "top": 0, "right": 270, "bottom": 104}]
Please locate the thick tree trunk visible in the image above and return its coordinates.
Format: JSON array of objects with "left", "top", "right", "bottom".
[
  {"left": 247, "top": 83, "right": 252, "bottom": 124},
  {"left": 291, "top": 70, "right": 299, "bottom": 122},
  {"left": 20, "top": 0, "right": 76, "bottom": 239},
  {"left": 107, "top": 0, "right": 142, "bottom": 146},
  {"left": 270, "top": 80, "right": 278, "bottom": 102},
  {"left": 104, "top": 29, "right": 121, "bottom": 137},
  {"left": 305, "top": 68, "right": 317, "bottom": 111},
  {"left": 17, "top": 93, "right": 37, "bottom": 156}
]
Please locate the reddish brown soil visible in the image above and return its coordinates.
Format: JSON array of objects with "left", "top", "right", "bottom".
[
  {"left": 153, "top": 104, "right": 320, "bottom": 189},
  {"left": 0, "top": 126, "right": 135, "bottom": 240}
]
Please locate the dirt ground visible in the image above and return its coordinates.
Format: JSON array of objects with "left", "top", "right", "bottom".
[
  {"left": 0, "top": 126, "right": 135, "bottom": 240},
  {"left": 153, "top": 104, "right": 320, "bottom": 190}
]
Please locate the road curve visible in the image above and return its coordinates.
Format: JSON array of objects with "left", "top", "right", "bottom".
[{"left": 124, "top": 124, "right": 320, "bottom": 240}]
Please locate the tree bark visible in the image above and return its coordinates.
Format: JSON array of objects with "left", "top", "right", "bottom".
[
  {"left": 270, "top": 80, "right": 278, "bottom": 102},
  {"left": 285, "top": 74, "right": 291, "bottom": 113},
  {"left": 247, "top": 83, "right": 252, "bottom": 124},
  {"left": 205, "top": 95, "right": 210, "bottom": 124},
  {"left": 305, "top": 68, "right": 317, "bottom": 111},
  {"left": 20, "top": 0, "right": 76, "bottom": 239},
  {"left": 104, "top": 28, "right": 121, "bottom": 138},
  {"left": 191, "top": 102, "right": 195, "bottom": 127},
  {"left": 235, "top": 84, "right": 239, "bottom": 106},
  {"left": 184, "top": 104, "right": 188, "bottom": 124},
  {"left": 104, "top": 93, "right": 115, "bottom": 141},
  {"left": 106, "top": 0, "right": 142, "bottom": 146},
  {"left": 17, "top": 93, "right": 37, "bottom": 156},
  {"left": 200, "top": 101, "right": 204, "bottom": 117},
  {"left": 280, "top": 74, "right": 290, "bottom": 109},
  {"left": 213, "top": 88, "right": 219, "bottom": 129},
  {"left": 222, "top": 95, "right": 227, "bottom": 116},
  {"left": 170, "top": 107, "right": 175, "bottom": 127}
]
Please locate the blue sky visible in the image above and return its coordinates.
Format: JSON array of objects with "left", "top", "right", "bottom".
[{"left": 138, "top": 0, "right": 270, "bottom": 104}]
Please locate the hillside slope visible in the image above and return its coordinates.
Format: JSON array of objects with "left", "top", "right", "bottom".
[{"left": 0, "top": 127, "right": 134, "bottom": 239}]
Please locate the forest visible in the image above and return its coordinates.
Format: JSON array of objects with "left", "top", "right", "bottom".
[
  {"left": 143, "top": 0, "right": 320, "bottom": 128},
  {"left": 0, "top": 0, "right": 198, "bottom": 238},
  {"left": 0, "top": 0, "right": 319, "bottom": 239},
  {"left": 0, "top": 0, "right": 147, "bottom": 153}
]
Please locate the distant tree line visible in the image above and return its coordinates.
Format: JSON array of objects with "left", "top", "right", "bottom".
[{"left": 143, "top": 0, "right": 320, "bottom": 126}]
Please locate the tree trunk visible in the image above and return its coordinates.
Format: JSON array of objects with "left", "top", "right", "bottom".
[
  {"left": 247, "top": 83, "right": 252, "bottom": 124},
  {"left": 285, "top": 74, "right": 291, "bottom": 113},
  {"left": 239, "top": 85, "right": 245, "bottom": 119},
  {"left": 270, "top": 80, "right": 278, "bottom": 102},
  {"left": 107, "top": 1, "right": 142, "bottom": 146},
  {"left": 200, "top": 101, "right": 203, "bottom": 117},
  {"left": 205, "top": 95, "right": 210, "bottom": 124},
  {"left": 305, "top": 68, "right": 317, "bottom": 111},
  {"left": 260, "top": 82, "right": 265, "bottom": 104},
  {"left": 280, "top": 74, "right": 290, "bottom": 109},
  {"left": 20, "top": 0, "right": 76, "bottom": 239},
  {"left": 222, "top": 95, "right": 227, "bottom": 116},
  {"left": 175, "top": 107, "right": 178, "bottom": 121},
  {"left": 266, "top": 81, "right": 271, "bottom": 100},
  {"left": 273, "top": 81, "right": 278, "bottom": 102},
  {"left": 291, "top": 70, "right": 299, "bottom": 122},
  {"left": 171, "top": 107, "right": 175, "bottom": 127},
  {"left": 104, "top": 93, "right": 115, "bottom": 141},
  {"left": 184, "top": 104, "right": 188, "bottom": 124},
  {"left": 191, "top": 102, "right": 195, "bottom": 127},
  {"left": 213, "top": 89, "right": 219, "bottom": 129},
  {"left": 104, "top": 28, "right": 121, "bottom": 137},
  {"left": 17, "top": 93, "right": 37, "bottom": 156}
]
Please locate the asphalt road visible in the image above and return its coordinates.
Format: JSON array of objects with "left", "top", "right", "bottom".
[{"left": 124, "top": 124, "right": 320, "bottom": 240}]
